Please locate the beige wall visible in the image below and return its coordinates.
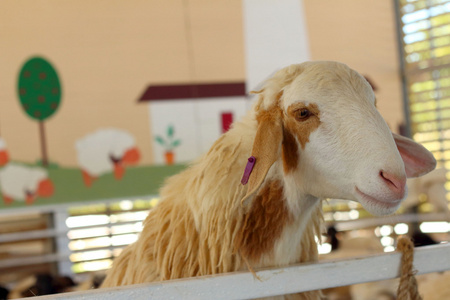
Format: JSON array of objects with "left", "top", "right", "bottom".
[
  {"left": 0, "top": 0, "right": 245, "bottom": 167},
  {"left": 0, "top": 0, "right": 403, "bottom": 167},
  {"left": 303, "top": 0, "right": 404, "bottom": 132}
]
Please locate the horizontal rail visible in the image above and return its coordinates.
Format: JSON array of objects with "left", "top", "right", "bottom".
[
  {"left": 0, "top": 194, "right": 158, "bottom": 216},
  {"left": 0, "top": 229, "right": 64, "bottom": 243},
  {"left": 334, "top": 212, "right": 450, "bottom": 231},
  {"left": 1, "top": 213, "right": 445, "bottom": 244},
  {"left": 1, "top": 213, "right": 447, "bottom": 269},
  {"left": 25, "top": 243, "right": 450, "bottom": 300},
  {"left": 0, "top": 220, "right": 144, "bottom": 244},
  {"left": 0, "top": 253, "right": 71, "bottom": 269}
]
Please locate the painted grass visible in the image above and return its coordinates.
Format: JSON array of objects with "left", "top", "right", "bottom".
[{"left": 0, "top": 164, "right": 187, "bottom": 209}]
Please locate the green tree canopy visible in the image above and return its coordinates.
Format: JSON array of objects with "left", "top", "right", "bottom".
[{"left": 17, "top": 57, "right": 62, "bottom": 121}]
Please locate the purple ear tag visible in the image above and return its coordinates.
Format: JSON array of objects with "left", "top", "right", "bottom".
[{"left": 241, "top": 156, "right": 256, "bottom": 185}]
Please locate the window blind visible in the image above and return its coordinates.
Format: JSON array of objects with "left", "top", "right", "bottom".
[
  {"left": 65, "top": 198, "right": 159, "bottom": 274},
  {"left": 398, "top": 0, "right": 450, "bottom": 207}
]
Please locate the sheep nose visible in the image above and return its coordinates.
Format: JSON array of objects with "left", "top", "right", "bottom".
[{"left": 379, "top": 171, "right": 406, "bottom": 198}]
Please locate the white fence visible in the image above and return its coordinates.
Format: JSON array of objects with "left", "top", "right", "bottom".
[
  {"left": 1, "top": 211, "right": 447, "bottom": 271},
  {"left": 24, "top": 243, "right": 450, "bottom": 300}
]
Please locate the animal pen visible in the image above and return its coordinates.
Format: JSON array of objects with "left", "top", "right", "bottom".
[{"left": 19, "top": 242, "right": 450, "bottom": 299}]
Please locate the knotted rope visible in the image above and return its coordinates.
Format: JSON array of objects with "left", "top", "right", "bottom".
[{"left": 396, "top": 236, "right": 422, "bottom": 300}]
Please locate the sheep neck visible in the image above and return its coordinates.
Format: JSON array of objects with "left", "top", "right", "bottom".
[
  {"left": 216, "top": 113, "right": 323, "bottom": 268},
  {"left": 237, "top": 160, "right": 322, "bottom": 268}
]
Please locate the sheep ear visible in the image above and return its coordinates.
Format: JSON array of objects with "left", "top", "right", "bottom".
[
  {"left": 241, "top": 108, "right": 283, "bottom": 207},
  {"left": 393, "top": 133, "right": 436, "bottom": 178}
]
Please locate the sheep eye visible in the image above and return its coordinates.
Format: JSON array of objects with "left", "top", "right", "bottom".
[{"left": 296, "top": 108, "right": 311, "bottom": 120}]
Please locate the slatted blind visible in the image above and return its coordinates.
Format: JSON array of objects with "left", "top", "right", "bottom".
[
  {"left": 398, "top": 0, "right": 450, "bottom": 206},
  {"left": 65, "top": 198, "right": 159, "bottom": 274}
]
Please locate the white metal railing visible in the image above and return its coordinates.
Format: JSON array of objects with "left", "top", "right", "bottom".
[
  {"left": 19, "top": 243, "right": 450, "bottom": 300},
  {"left": 0, "top": 197, "right": 157, "bottom": 275},
  {"left": 1, "top": 212, "right": 447, "bottom": 270}
]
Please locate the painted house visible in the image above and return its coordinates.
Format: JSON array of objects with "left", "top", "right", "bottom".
[{"left": 139, "top": 82, "right": 248, "bottom": 164}]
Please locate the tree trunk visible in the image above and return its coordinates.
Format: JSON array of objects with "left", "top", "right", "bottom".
[{"left": 39, "top": 121, "right": 48, "bottom": 167}]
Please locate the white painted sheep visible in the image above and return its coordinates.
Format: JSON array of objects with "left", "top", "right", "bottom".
[
  {"left": 0, "top": 137, "right": 9, "bottom": 167},
  {"left": 101, "top": 61, "right": 436, "bottom": 299},
  {"left": 75, "top": 128, "right": 141, "bottom": 186},
  {"left": 0, "top": 162, "right": 54, "bottom": 204}
]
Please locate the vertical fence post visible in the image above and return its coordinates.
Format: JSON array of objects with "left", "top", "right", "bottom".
[{"left": 54, "top": 209, "right": 71, "bottom": 276}]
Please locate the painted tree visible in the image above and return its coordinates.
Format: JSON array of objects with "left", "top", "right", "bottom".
[{"left": 17, "top": 57, "right": 62, "bottom": 167}]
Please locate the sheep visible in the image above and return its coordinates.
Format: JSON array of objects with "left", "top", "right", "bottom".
[
  {"left": 8, "top": 273, "right": 76, "bottom": 298},
  {"left": 403, "top": 167, "right": 449, "bottom": 213},
  {"left": 0, "top": 137, "right": 9, "bottom": 167},
  {"left": 0, "top": 162, "right": 54, "bottom": 204},
  {"left": 75, "top": 128, "right": 141, "bottom": 186},
  {"left": 101, "top": 61, "right": 436, "bottom": 299}
]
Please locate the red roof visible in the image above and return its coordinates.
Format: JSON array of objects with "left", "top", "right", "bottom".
[{"left": 138, "top": 82, "right": 246, "bottom": 102}]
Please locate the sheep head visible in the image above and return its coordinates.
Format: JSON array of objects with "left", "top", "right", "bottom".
[{"left": 242, "top": 61, "right": 436, "bottom": 216}]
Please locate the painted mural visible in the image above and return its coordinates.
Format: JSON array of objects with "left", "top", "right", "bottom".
[
  {"left": 0, "top": 1, "right": 251, "bottom": 210},
  {"left": 141, "top": 83, "right": 248, "bottom": 164},
  {"left": 155, "top": 125, "right": 181, "bottom": 165},
  {"left": 0, "top": 138, "right": 8, "bottom": 167},
  {"left": 0, "top": 57, "right": 248, "bottom": 209},
  {"left": 76, "top": 128, "right": 141, "bottom": 186},
  {"left": 17, "top": 57, "right": 62, "bottom": 167},
  {"left": 0, "top": 162, "right": 54, "bottom": 205}
]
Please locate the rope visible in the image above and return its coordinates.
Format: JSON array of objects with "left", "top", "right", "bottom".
[{"left": 396, "top": 236, "right": 422, "bottom": 300}]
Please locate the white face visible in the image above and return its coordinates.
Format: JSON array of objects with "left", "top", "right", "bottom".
[{"left": 280, "top": 62, "right": 407, "bottom": 216}]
